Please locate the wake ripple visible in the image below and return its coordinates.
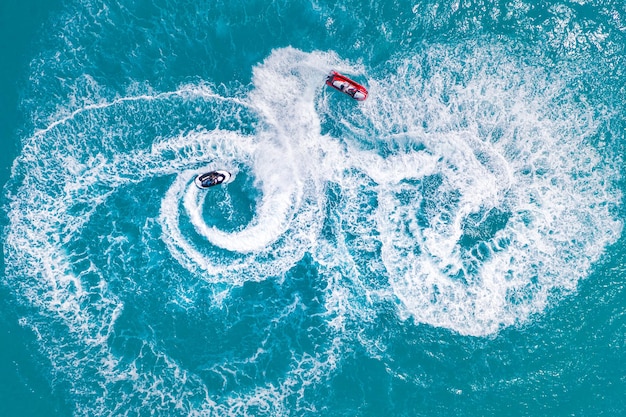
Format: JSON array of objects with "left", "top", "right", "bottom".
[{"left": 3, "top": 46, "right": 622, "bottom": 416}]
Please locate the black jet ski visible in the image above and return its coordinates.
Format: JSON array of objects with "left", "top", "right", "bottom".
[{"left": 194, "top": 170, "right": 232, "bottom": 189}]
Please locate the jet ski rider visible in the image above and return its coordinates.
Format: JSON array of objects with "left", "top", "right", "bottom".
[
  {"left": 331, "top": 78, "right": 365, "bottom": 100},
  {"left": 200, "top": 172, "right": 226, "bottom": 187}
]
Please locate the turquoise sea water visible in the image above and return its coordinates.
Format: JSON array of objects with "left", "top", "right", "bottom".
[{"left": 1, "top": 0, "right": 625, "bottom": 416}]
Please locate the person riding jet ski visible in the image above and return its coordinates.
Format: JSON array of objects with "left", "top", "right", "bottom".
[
  {"left": 325, "top": 71, "right": 368, "bottom": 101},
  {"left": 194, "top": 170, "right": 232, "bottom": 189}
]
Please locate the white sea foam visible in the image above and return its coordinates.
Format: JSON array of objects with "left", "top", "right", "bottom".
[
  {"left": 4, "top": 43, "right": 622, "bottom": 416},
  {"left": 347, "top": 45, "right": 623, "bottom": 335},
  {"left": 157, "top": 49, "right": 336, "bottom": 279}
]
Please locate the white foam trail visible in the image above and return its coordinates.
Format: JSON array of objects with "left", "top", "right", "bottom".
[
  {"left": 188, "top": 144, "right": 302, "bottom": 253},
  {"left": 4, "top": 42, "right": 623, "bottom": 417},
  {"left": 7, "top": 55, "right": 349, "bottom": 414},
  {"left": 157, "top": 49, "right": 340, "bottom": 278},
  {"left": 174, "top": 49, "right": 363, "bottom": 266},
  {"left": 34, "top": 81, "right": 246, "bottom": 138},
  {"left": 346, "top": 45, "right": 623, "bottom": 335}
]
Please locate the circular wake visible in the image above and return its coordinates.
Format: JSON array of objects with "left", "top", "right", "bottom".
[
  {"left": 324, "top": 45, "right": 622, "bottom": 335},
  {"left": 3, "top": 43, "right": 622, "bottom": 416}
]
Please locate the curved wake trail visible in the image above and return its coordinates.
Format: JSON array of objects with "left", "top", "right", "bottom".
[{"left": 3, "top": 43, "right": 622, "bottom": 415}]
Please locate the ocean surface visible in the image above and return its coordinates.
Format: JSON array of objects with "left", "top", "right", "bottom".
[{"left": 1, "top": 0, "right": 625, "bottom": 416}]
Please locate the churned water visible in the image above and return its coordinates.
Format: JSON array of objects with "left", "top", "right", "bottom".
[{"left": 1, "top": 0, "right": 625, "bottom": 416}]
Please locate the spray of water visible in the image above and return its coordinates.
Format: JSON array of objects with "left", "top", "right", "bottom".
[{"left": 3, "top": 45, "right": 622, "bottom": 415}]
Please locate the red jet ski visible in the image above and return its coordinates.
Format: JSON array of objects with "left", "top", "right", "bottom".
[{"left": 325, "top": 71, "right": 368, "bottom": 101}]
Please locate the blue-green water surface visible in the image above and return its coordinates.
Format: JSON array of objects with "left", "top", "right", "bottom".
[{"left": 1, "top": 0, "right": 625, "bottom": 416}]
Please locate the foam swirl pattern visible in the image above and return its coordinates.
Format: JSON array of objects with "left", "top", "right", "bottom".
[{"left": 3, "top": 0, "right": 625, "bottom": 415}]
